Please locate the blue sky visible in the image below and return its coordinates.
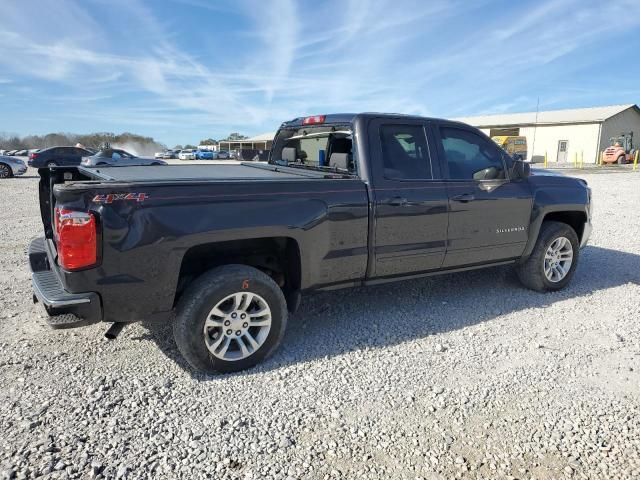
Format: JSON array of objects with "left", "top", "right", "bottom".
[{"left": 1, "top": 0, "right": 639, "bottom": 147}]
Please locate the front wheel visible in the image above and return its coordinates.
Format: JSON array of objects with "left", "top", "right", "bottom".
[
  {"left": 0, "top": 163, "right": 12, "bottom": 178},
  {"left": 617, "top": 155, "right": 626, "bottom": 165},
  {"left": 516, "top": 221, "right": 579, "bottom": 292},
  {"left": 173, "top": 265, "right": 288, "bottom": 374}
]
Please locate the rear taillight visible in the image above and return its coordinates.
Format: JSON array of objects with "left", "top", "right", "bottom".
[
  {"left": 29, "top": 153, "right": 38, "bottom": 160},
  {"left": 302, "top": 115, "right": 326, "bottom": 125},
  {"left": 54, "top": 207, "right": 97, "bottom": 270}
]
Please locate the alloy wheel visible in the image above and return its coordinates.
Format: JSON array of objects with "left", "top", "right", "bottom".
[
  {"left": 543, "top": 236, "right": 573, "bottom": 282},
  {"left": 203, "top": 292, "right": 272, "bottom": 361}
]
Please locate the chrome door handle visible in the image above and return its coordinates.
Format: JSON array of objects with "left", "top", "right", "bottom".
[
  {"left": 452, "top": 193, "right": 475, "bottom": 202},
  {"left": 388, "top": 196, "right": 408, "bottom": 206}
]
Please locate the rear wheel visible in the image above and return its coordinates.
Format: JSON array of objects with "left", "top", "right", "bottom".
[
  {"left": 173, "top": 265, "right": 288, "bottom": 374},
  {"left": 46, "top": 161, "right": 57, "bottom": 168},
  {"left": 0, "top": 163, "right": 12, "bottom": 178},
  {"left": 617, "top": 155, "right": 626, "bottom": 165},
  {"left": 516, "top": 221, "right": 579, "bottom": 292}
]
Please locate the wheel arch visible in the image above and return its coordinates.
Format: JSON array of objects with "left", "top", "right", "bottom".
[
  {"left": 174, "top": 236, "right": 302, "bottom": 312},
  {"left": 522, "top": 208, "right": 587, "bottom": 259}
]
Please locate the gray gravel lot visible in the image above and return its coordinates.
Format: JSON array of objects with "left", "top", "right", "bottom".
[{"left": 1, "top": 168, "right": 639, "bottom": 480}]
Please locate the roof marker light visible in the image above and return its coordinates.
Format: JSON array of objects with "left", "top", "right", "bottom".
[{"left": 302, "top": 115, "right": 326, "bottom": 125}]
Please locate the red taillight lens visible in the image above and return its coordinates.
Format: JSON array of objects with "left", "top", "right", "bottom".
[
  {"left": 29, "top": 153, "right": 38, "bottom": 160},
  {"left": 54, "top": 208, "right": 97, "bottom": 270},
  {"left": 302, "top": 115, "right": 326, "bottom": 125}
]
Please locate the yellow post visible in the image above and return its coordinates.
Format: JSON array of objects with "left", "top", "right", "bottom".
[
  {"left": 599, "top": 151, "right": 603, "bottom": 166},
  {"left": 544, "top": 151, "right": 548, "bottom": 168},
  {"left": 634, "top": 150, "right": 639, "bottom": 171},
  {"left": 580, "top": 151, "right": 584, "bottom": 169},
  {"left": 573, "top": 152, "right": 577, "bottom": 168}
]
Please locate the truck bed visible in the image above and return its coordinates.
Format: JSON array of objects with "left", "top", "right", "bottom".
[{"left": 80, "top": 162, "right": 330, "bottom": 182}]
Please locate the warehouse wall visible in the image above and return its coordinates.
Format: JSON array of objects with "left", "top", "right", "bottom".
[
  {"left": 474, "top": 125, "right": 601, "bottom": 163},
  {"left": 518, "top": 123, "right": 601, "bottom": 164},
  {"left": 599, "top": 108, "right": 640, "bottom": 155}
]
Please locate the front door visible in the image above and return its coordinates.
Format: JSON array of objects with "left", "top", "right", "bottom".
[
  {"left": 557, "top": 140, "right": 568, "bottom": 162},
  {"left": 368, "top": 119, "right": 449, "bottom": 278},
  {"left": 435, "top": 124, "right": 533, "bottom": 268}
]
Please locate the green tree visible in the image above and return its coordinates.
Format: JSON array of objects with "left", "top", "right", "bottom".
[
  {"left": 199, "top": 138, "right": 218, "bottom": 145},
  {"left": 225, "top": 133, "right": 248, "bottom": 141}
]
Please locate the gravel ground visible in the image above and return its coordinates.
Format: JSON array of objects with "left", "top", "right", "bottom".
[{"left": 1, "top": 168, "right": 639, "bottom": 480}]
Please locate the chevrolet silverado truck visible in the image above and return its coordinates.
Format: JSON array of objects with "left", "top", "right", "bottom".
[{"left": 29, "top": 113, "right": 592, "bottom": 373}]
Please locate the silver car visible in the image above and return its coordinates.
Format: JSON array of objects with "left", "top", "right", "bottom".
[
  {"left": 81, "top": 148, "right": 167, "bottom": 167},
  {"left": 0, "top": 155, "right": 28, "bottom": 178}
]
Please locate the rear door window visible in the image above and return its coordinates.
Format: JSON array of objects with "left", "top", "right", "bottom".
[{"left": 380, "top": 124, "right": 432, "bottom": 180}]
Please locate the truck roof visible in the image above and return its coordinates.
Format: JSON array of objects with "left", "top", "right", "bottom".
[{"left": 279, "top": 112, "right": 466, "bottom": 128}]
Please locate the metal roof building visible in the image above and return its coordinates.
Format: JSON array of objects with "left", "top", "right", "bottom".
[
  {"left": 455, "top": 104, "right": 640, "bottom": 164},
  {"left": 218, "top": 132, "right": 275, "bottom": 153}
]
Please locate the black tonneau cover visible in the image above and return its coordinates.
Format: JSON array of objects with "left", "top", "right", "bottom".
[{"left": 80, "top": 162, "right": 326, "bottom": 182}]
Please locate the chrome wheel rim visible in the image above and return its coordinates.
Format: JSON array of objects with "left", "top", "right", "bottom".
[
  {"left": 544, "top": 236, "right": 573, "bottom": 282},
  {"left": 203, "top": 292, "right": 272, "bottom": 361},
  {"left": 0, "top": 164, "right": 9, "bottom": 178}
]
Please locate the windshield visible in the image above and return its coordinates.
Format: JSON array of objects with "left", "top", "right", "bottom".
[{"left": 270, "top": 125, "right": 355, "bottom": 173}]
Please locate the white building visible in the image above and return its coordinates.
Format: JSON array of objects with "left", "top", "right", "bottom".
[{"left": 456, "top": 104, "right": 640, "bottom": 164}]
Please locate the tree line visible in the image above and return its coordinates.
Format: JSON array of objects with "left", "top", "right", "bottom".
[
  {"left": 0, "top": 132, "right": 166, "bottom": 152},
  {"left": 0, "top": 131, "right": 250, "bottom": 152}
]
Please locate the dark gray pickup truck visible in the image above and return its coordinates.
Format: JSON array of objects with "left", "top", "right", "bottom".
[{"left": 29, "top": 113, "right": 592, "bottom": 373}]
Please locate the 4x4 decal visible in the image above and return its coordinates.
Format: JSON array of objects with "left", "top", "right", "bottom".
[{"left": 92, "top": 193, "right": 148, "bottom": 204}]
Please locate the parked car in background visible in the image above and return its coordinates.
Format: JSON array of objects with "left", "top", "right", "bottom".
[
  {"left": 81, "top": 148, "right": 167, "bottom": 167},
  {"left": 216, "top": 150, "right": 230, "bottom": 159},
  {"left": 0, "top": 155, "right": 27, "bottom": 178},
  {"left": 164, "top": 150, "right": 180, "bottom": 159},
  {"left": 15, "top": 149, "right": 28, "bottom": 156},
  {"left": 154, "top": 151, "right": 165, "bottom": 159},
  {"left": 6, "top": 150, "right": 17, "bottom": 156},
  {"left": 195, "top": 150, "right": 214, "bottom": 160},
  {"left": 178, "top": 149, "right": 197, "bottom": 160},
  {"left": 29, "top": 146, "right": 93, "bottom": 168}
]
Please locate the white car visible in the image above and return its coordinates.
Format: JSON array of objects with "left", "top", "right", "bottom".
[
  {"left": 154, "top": 151, "right": 164, "bottom": 159},
  {"left": 178, "top": 149, "right": 196, "bottom": 160}
]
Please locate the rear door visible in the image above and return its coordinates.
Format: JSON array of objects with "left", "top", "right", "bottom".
[
  {"left": 368, "top": 118, "right": 449, "bottom": 278},
  {"left": 434, "top": 122, "right": 532, "bottom": 267}
]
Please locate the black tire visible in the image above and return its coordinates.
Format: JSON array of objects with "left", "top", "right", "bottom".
[
  {"left": 46, "top": 161, "right": 57, "bottom": 168},
  {"left": 516, "top": 221, "right": 580, "bottom": 292},
  {"left": 0, "top": 163, "right": 12, "bottom": 178},
  {"left": 617, "top": 155, "right": 625, "bottom": 165},
  {"left": 173, "top": 264, "right": 288, "bottom": 374}
]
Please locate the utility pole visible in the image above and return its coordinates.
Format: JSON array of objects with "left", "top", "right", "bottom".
[{"left": 531, "top": 97, "right": 540, "bottom": 162}]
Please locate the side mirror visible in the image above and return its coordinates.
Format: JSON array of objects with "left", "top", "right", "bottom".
[{"left": 512, "top": 160, "right": 530, "bottom": 179}]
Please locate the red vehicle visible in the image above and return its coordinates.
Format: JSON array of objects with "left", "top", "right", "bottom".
[{"left": 602, "top": 133, "right": 636, "bottom": 164}]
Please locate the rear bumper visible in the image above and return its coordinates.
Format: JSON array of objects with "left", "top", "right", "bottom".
[{"left": 29, "top": 237, "right": 102, "bottom": 327}]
